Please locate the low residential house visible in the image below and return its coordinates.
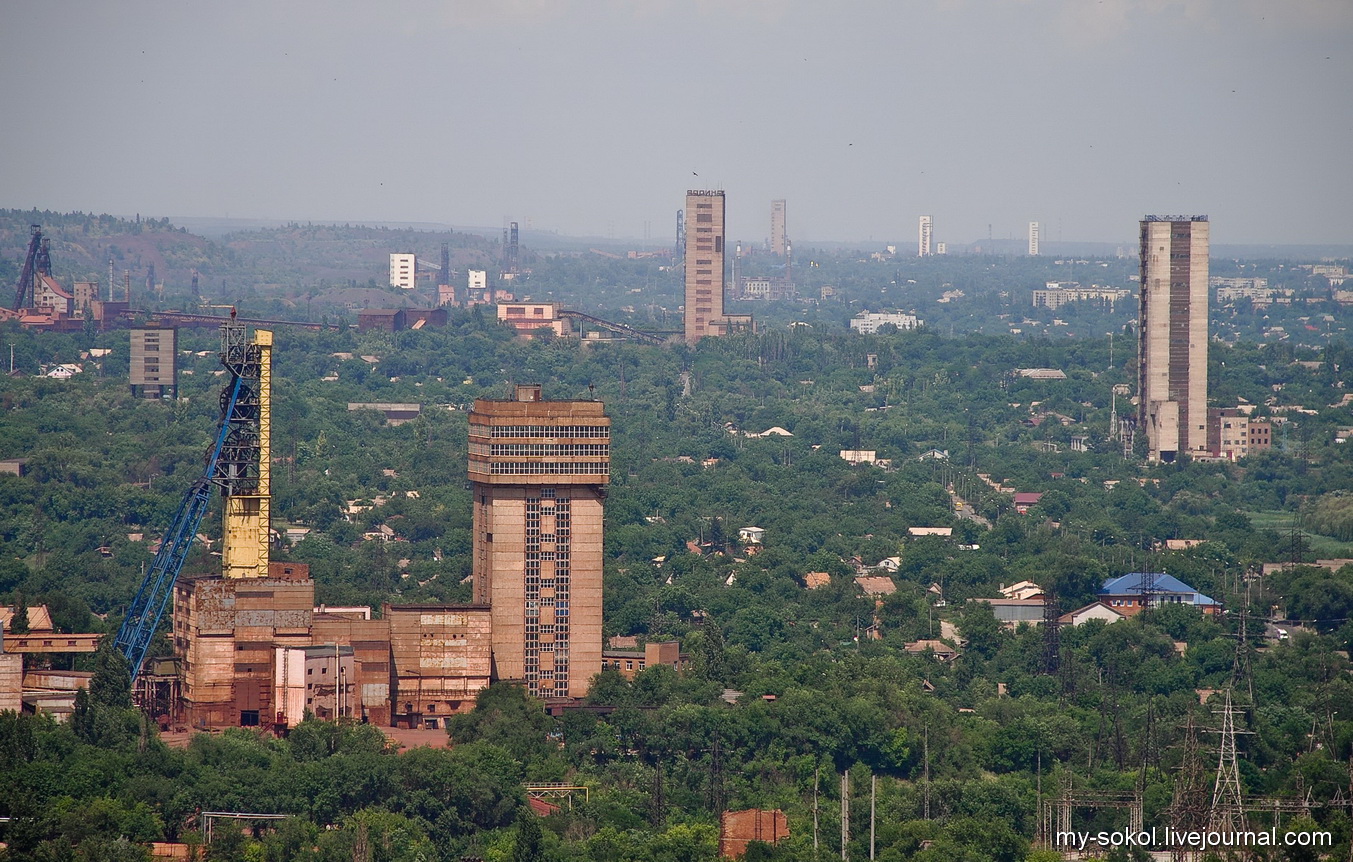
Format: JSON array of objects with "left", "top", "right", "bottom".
[
  {"left": 1, "top": 604, "right": 56, "bottom": 633},
  {"left": 1099, "top": 573, "right": 1222, "bottom": 616},
  {"left": 1013, "top": 492, "right": 1043, "bottom": 513},
  {"left": 908, "top": 527, "right": 953, "bottom": 538},
  {"left": 1058, "top": 602, "right": 1126, "bottom": 627},
  {"left": 1260, "top": 559, "right": 1353, "bottom": 576},
  {"left": 1164, "top": 539, "right": 1205, "bottom": 550},
  {"left": 875, "top": 557, "right": 901, "bottom": 573},
  {"left": 738, "top": 527, "right": 766, "bottom": 544},
  {"left": 904, "top": 639, "right": 958, "bottom": 661},
  {"left": 803, "top": 572, "right": 832, "bottom": 589},
  {"left": 973, "top": 598, "right": 1046, "bottom": 627},
  {"left": 362, "top": 524, "right": 396, "bottom": 543},
  {"left": 927, "top": 583, "right": 945, "bottom": 606},
  {"left": 43, "top": 364, "right": 83, "bottom": 379},
  {"left": 344, "top": 496, "right": 389, "bottom": 521},
  {"left": 999, "top": 580, "right": 1045, "bottom": 601},
  {"left": 840, "top": 449, "right": 878, "bottom": 465},
  {"left": 855, "top": 576, "right": 897, "bottom": 597}
]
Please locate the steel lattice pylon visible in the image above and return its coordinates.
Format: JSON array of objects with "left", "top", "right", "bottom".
[{"left": 1209, "top": 689, "right": 1247, "bottom": 834}]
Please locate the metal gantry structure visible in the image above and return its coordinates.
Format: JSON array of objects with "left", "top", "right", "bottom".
[
  {"left": 112, "top": 376, "right": 242, "bottom": 680},
  {"left": 113, "top": 316, "right": 271, "bottom": 682},
  {"left": 10, "top": 224, "right": 48, "bottom": 311}
]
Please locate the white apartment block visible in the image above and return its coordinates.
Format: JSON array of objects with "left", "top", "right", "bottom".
[
  {"left": 389, "top": 253, "right": 416, "bottom": 290},
  {"left": 850, "top": 311, "right": 922, "bottom": 334},
  {"left": 918, "top": 216, "right": 933, "bottom": 257}
]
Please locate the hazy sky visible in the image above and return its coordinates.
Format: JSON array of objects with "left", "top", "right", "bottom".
[{"left": 3, "top": 1, "right": 1351, "bottom": 246}]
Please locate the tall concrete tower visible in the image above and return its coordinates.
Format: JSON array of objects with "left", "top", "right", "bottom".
[
  {"left": 685, "top": 190, "right": 727, "bottom": 342},
  {"left": 1138, "top": 215, "right": 1209, "bottom": 462},
  {"left": 469, "top": 385, "right": 610, "bottom": 698},
  {"left": 770, "top": 199, "right": 787, "bottom": 257},
  {"left": 1028, "top": 221, "right": 1040, "bottom": 256},
  {"left": 918, "top": 215, "right": 933, "bottom": 257},
  {"left": 129, "top": 326, "right": 178, "bottom": 399}
]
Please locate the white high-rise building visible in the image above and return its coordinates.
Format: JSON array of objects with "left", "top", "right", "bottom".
[
  {"left": 467, "top": 269, "right": 489, "bottom": 303},
  {"left": 389, "top": 253, "right": 417, "bottom": 289},
  {"left": 918, "top": 215, "right": 933, "bottom": 257},
  {"left": 1028, "top": 222, "right": 1040, "bottom": 256}
]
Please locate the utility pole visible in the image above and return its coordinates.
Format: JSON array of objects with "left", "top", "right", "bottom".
[
  {"left": 870, "top": 773, "right": 876, "bottom": 860},
  {"left": 841, "top": 771, "right": 849, "bottom": 860},
  {"left": 923, "top": 724, "right": 931, "bottom": 820},
  {"left": 813, "top": 767, "right": 820, "bottom": 853},
  {"left": 1232, "top": 580, "right": 1255, "bottom": 703}
]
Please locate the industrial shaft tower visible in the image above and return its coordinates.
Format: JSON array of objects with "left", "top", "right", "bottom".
[
  {"left": 218, "top": 322, "right": 273, "bottom": 579},
  {"left": 115, "top": 317, "right": 273, "bottom": 683}
]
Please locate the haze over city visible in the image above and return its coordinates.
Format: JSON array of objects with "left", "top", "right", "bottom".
[{"left": 2, "top": 0, "right": 1350, "bottom": 246}]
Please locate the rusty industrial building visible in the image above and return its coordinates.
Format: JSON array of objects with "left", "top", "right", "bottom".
[
  {"left": 162, "top": 331, "right": 610, "bottom": 729},
  {"left": 718, "top": 809, "right": 789, "bottom": 858},
  {"left": 172, "top": 563, "right": 494, "bottom": 729}
]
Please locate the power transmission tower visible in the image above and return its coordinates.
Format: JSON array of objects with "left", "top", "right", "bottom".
[
  {"left": 1168, "top": 716, "right": 1209, "bottom": 862},
  {"left": 1288, "top": 512, "right": 1306, "bottom": 567},
  {"left": 1231, "top": 580, "right": 1256, "bottom": 704},
  {"left": 1140, "top": 569, "right": 1159, "bottom": 619},
  {"left": 1041, "top": 590, "right": 1061, "bottom": 675},
  {"left": 1208, "top": 690, "right": 1248, "bottom": 835}
]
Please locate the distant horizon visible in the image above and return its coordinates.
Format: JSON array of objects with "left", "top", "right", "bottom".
[
  {"left": 153, "top": 213, "right": 1353, "bottom": 258},
  {"left": 6, "top": 205, "right": 1352, "bottom": 259},
  {"left": 6, "top": 204, "right": 1352, "bottom": 259}
]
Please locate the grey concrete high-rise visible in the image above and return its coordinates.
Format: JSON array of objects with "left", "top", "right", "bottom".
[
  {"left": 770, "top": 199, "right": 787, "bottom": 257},
  {"left": 1138, "top": 216, "right": 1209, "bottom": 462}
]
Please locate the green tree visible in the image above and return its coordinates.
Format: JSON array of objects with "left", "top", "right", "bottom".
[
  {"left": 11, "top": 592, "right": 30, "bottom": 634},
  {"left": 511, "top": 809, "right": 543, "bottom": 862},
  {"left": 958, "top": 600, "right": 1003, "bottom": 659}
]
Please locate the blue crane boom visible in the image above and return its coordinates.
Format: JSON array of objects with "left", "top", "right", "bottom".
[{"left": 113, "top": 375, "right": 244, "bottom": 681}]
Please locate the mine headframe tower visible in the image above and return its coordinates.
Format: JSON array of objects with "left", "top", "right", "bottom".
[{"left": 114, "top": 314, "right": 273, "bottom": 682}]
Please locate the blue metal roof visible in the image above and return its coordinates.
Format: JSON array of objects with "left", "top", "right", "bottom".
[{"left": 1100, "top": 572, "right": 1220, "bottom": 606}]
